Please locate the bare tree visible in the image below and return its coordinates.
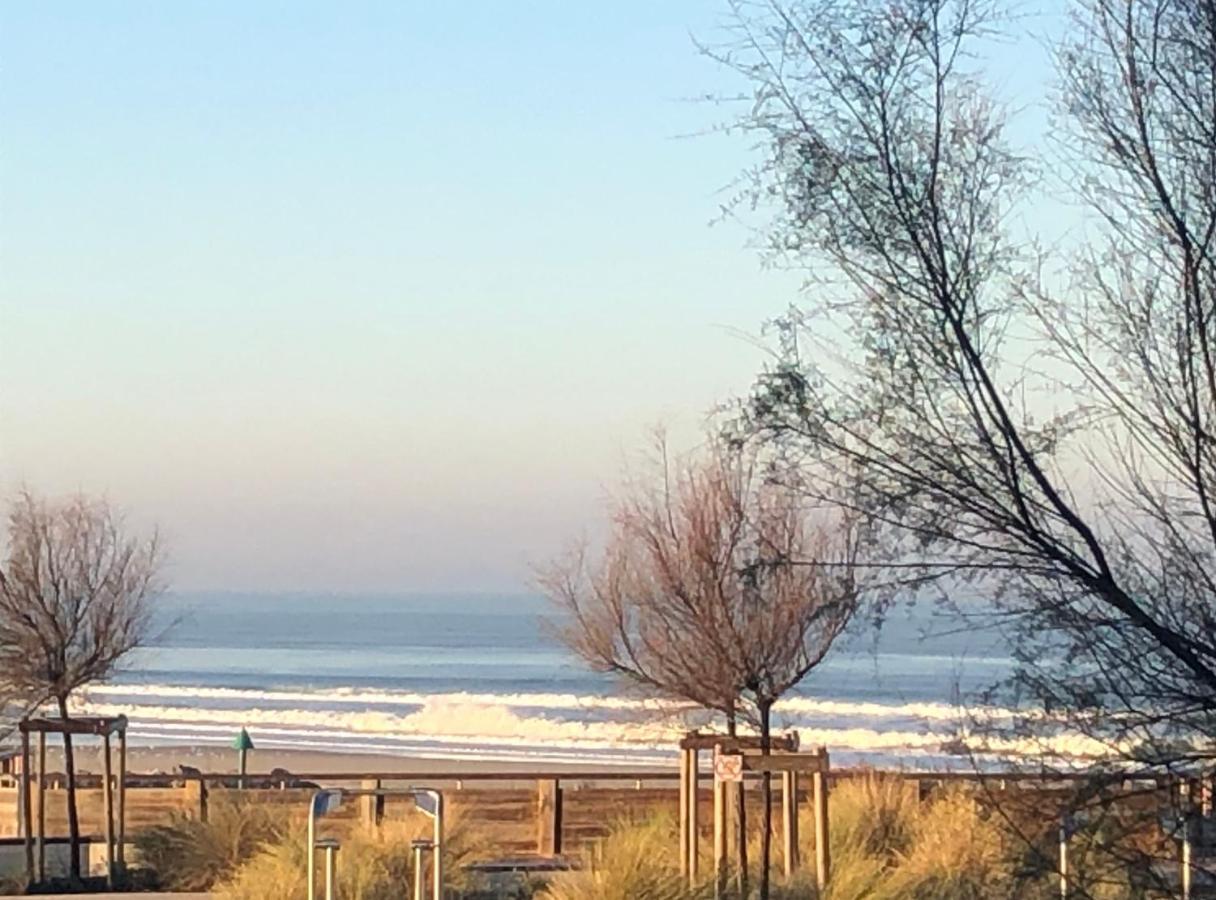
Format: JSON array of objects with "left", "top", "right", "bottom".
[
  {"left": 0, "top": 491, "right": 163, "bottom": 882},
  {"left": 541, "top": 437, "right": 861, "bottom": 898},
  {"left": 707, "top": 0, "right": 1216, "bottom": 887}
]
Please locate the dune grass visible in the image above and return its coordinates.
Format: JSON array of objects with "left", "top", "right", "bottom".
[
  {"left": 539, "top": 775, "right": 1140, "bottom": 900},
  {"left": 132, "top": 797, "right": 482, "bottom": 900},
  {"left": 134, "top": 796, "right": 287, "bottom": 892},
  {"left": 215, "top": 809, "right": 484, "bottom": 900},
  {"left": 537, "top": 816, "right": 712, "bottom": 900},
  {"left": 130, "top": 776, "right": 1154, "bottom": 899}
]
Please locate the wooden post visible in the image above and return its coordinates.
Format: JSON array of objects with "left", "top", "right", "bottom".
[
  {"left": 360, "top": 779, "right": 384, "bottom": 830},
  {"left": 712, "top": 777, "right": 723, "bottom": 894},
  {"left": 679, "top": 748, "right": 690, "bottom": 878},
  {"left": 36, "top": 731, "right": 46, "bottom": 883},
  {"left": 813, "top": 753, "right": 830, "bottom": 891},
  {"left": 688, "top": 750, "right": 699, "bottom": 884},
  {"left": 117, "top": 728, "right": 127, "bottom": 871},
  {"left": 1182, "top": 780, "right": 1194, "bottom": 900},
  {"left": 536, "top": 778, "right": 562, "bottom": 856},
  {"left": 184, "top": 777, "right": 208, "bottom": 821},
  {"left": 20, "top": 728, "right": 32, "bottom": 889},
  {"left": 1058, "top": 816, "right": 1069, "bottom": 900},
  {"left": 782, "top": 770, "right": 799, "bottom": 877},
  {"left": 728, "top": 779, "right": 744, "bottom": 895},
  {"left": 102, "top": 733, "right": 115, "bottom": 888}
]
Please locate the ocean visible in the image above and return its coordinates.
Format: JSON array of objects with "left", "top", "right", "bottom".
[{"left": 73, "top": 592, "right": 1033, "bottom": 770}]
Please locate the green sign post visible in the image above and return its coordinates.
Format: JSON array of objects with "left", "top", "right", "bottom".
[{"left": 232, "top": 727, "right": 255, "bottom": 789}]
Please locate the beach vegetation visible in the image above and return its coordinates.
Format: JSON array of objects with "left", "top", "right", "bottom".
[
  {"left": 0, "top": 490, "right": 163, "bottom": 882},
  {"left": 134, "top": 796, "right": 287, "bottom": 892},
  {"left": 123, "top": 776, "right": 1174, "bottom": 899},
  {"left": 540, "top": 776, "right": 1150, "bottom": 899},
  {"left": 537, "top": 816, "right": 710, "bottom": 900},
  {"left": 133, "top": 798, "right": 483, "bottom": 900}
]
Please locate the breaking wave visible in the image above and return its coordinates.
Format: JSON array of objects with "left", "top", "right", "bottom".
[{"left": 76, "top": 685, "right": 1111, "bottom": 768}]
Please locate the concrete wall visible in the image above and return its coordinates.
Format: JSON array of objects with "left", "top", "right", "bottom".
[{"left": 0, "top": 837, "right": 133, "bottom": 880}]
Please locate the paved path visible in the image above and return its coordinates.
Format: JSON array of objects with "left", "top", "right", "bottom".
[{"left": 35, "top": 894, "right": 211, "bottom": 899}]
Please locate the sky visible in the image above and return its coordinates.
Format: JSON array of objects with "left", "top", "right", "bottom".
[{"left": 0, "top": 2, "right": 1060, "bottom": 593}]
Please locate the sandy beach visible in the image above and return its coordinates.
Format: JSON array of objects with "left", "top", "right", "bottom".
[{"left": 34, "top": 744, "right": 674, "bottom": 779}]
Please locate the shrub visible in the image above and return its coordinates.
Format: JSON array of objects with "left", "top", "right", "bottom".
[
  {"left": 134, "top": 796, "right": 286, "bottom": 891},
  {"left": 538, "top": 816, "right": 712, "bottom": 900}
]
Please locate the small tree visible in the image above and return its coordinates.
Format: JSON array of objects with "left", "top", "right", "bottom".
[
  {"left": 541, "top": 438, "right": 861, "bottom": 898},
  {"left": 0, "top": 491, "right": 162, "bottom": 882}
]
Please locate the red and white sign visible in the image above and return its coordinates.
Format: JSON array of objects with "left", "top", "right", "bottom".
[{"left": 713, "top": 752, "right": 744, "bottom": 783}]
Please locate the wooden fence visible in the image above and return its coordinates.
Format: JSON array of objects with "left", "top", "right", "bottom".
[{"left": 0, "top": 767, "right": 1169, "bottom": 853}]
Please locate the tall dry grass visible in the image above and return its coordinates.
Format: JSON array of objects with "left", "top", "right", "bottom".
[
  {"left": 538, "top": 816, "right": 711, "bottom": 900},
  {"left": 131, "top": 776, "right": 1155, "bottom": 899},
  {"left": 132, "top": 797, "right": 482, "bottom": 900},
  {"left": 134, "top": 796, "right": 287, "bottom": 892},
  {"left": 214, "top": 809, "right": 482, "bottom": 900},
  {"left": 538, "top": 775, "right": 1141, "bottom": 900}
]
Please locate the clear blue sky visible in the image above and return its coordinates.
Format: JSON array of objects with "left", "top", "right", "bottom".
[{"left": 0, "top": 2, "right": 1058, "bottom": 593}]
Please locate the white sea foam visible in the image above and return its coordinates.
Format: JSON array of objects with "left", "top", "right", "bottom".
[
  {"left": 75, "top": 692, "right": 1115, "bottom": 763},
  {"left": 86, "top": 683, "right": 1003, "bottom": 724}
]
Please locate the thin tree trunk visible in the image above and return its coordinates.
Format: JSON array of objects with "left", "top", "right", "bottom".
[
  {"left": 57, "top": 694, "right": 81, "bottom": 882},
  {"left": 758, "top": 700, "right": 773, "bottom": 900},
  {"left": 727, "top": 713, "right": 749, "bottom": 897}
]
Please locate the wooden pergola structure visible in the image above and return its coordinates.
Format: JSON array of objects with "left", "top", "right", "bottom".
[
  {"left": 17, "top": 714, "right": 128, "bottom": 888},
  {"left": 678, "top": 731, "right": 830, "bottom": 896}
]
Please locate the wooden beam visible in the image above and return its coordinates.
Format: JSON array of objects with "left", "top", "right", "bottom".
[
  {"left": 680, "top": 732, "right": 799, "bottom": 752},
  {"left": 117, "top": 728, "right": 127, "bottom": 871},
  {"left": 713, "top": 773, "right": 727, "bottom": 898},
  {"left": 688, "top": 750, "right": 699, "bottom": 883},
  {"left": 36, "top": 731, "right": 46, "bottom": 883},
  {"left": 679, "top": 748, "right": 690, "bottom": 878},
  {"left": 19, "top": 715, "right": 129, "bottom": 737},
  {"left": 103, "top": 733, "right": 115, "bottom": 888},
  {"left": 741, "top": 753, "right": 829, "bottom": 774},
  {"left": 20, "top": 728, "right": 32, "bottom": 889},
  {"left": 813, "top": 761, "right": 830, "bottom": 891},
  {"left": 782, "top": 771, "right": 799, "bottom": 877}
]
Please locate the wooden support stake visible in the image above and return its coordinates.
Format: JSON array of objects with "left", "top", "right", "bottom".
[
  {"left": 713, "top": 770, "right": 727, "bottom": 899},
  {"left": 689, "top": 750, "right": 699, "bottom": 884},
  {"left": 20, "top": 728, "right": 32, "bottom": 888},
  {"left": 36, "top": 731, "right": 46, "bottom": 883},
  {"left": 813, "top": 759, "right": 830, "bottom": 891},
  {"left": 117, "top": 728, "right": 127, "bottom": 871},
  {"left": 679, "top": 748, "right": 690, "bottom": 878},
  {"left": 1182, "top": 780, "right": 1194, "bottom": 900},
  {"left": 1058, "top": 817, "right": 1069, "bottom": 900},
  {"left": 783, "top": 770, "right": 799, "bottom": 877},
  {"left": 103, "top": 733, "right": 115, "bottom": 888},
  {"left": 536, "top": 778, "right": 563, "bottom": 856}
]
